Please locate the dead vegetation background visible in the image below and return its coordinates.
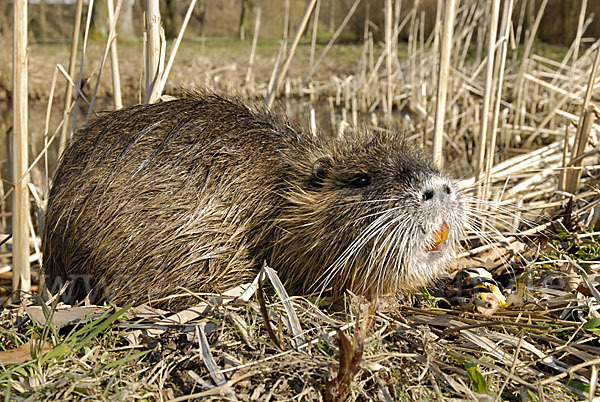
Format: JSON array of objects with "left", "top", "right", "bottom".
[{"left": 0, "top": 0, "right": 599, "bottom": 400}]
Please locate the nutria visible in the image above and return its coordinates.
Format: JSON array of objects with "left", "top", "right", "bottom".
[{"left": 42, "top": 92, "right": 465, "bottom": 309}]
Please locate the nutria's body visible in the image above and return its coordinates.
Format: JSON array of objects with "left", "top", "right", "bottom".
[{"left": 43, "top": 93, "right": 464, "bottom": 308}]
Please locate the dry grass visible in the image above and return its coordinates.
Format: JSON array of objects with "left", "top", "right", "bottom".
[
  {"left": 2, "top": 241, "right": 599, "bottom": 400},
  {"left": 0, "top": 0, "right": 599, "bottom": 400}
]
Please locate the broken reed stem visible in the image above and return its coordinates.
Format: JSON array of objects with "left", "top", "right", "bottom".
[
  {"left": 432, "top": 0, "right": 456, "bottom": 169},
  {"left": 58, "top": 0, "right": 83, "bottom": 156},
  {"left": 145, "top": 0, "right": 162, "bottom": 103},
  {"left": 580, "top": 46, "right": 600, "bottom": 108},
  {"left": 12, "top": 0, "right": 30, "bottom": 300},
  {"left": 107, "top": 0, "right": 122, "bottom": 109},
  {"left": 566, "top": 108, "right": 596, "bottom": 194},
  {"left": 475, "top": 0, "right": 500, "bottom": 197},
  {"left": 265, "top": 0, "right": 318, "bottom": 109}
]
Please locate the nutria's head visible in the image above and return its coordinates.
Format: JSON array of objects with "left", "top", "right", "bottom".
[{"left": 272, "top": 131, "right": 465, "bottom": 297}]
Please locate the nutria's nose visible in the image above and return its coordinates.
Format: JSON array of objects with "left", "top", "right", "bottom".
[{"left": 422, "top": 182, "right": 452, "bottom": 202}]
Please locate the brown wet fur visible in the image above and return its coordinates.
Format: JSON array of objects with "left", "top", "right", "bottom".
[{"left": 43, "top": 92, "right": 457, "bottom": 309}]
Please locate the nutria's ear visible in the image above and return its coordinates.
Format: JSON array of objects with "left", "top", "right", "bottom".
[{"left": 309, "top": 157, "right": 332, "bottom": 187}]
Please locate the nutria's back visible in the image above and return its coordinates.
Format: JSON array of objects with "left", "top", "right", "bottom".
[{"left": 43, "top": 93, "right": 465, "bottom": 309}]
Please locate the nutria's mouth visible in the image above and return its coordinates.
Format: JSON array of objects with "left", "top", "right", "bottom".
[{"left": 425, "top": 222, "right": 449, "bottom": 252}]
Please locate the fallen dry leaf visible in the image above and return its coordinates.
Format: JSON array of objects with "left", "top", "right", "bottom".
[
  {"left": 0, "top": 334, "right": 53, "bottom": 365},
  {"left": 25, "top": 306, "right": 107, "bottom": 329}
]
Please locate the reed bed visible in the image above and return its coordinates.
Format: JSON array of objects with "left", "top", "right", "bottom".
[{"left": 0, "top": 0, "right": 599, "bottom": 400}]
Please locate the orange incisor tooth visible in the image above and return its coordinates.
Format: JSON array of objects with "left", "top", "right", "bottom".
[
  {"left": 427, "top": 222, "right": 449, "bottom": 252},
  {"left": 433, "top": 222, "right": 449, "bottom": 243}
]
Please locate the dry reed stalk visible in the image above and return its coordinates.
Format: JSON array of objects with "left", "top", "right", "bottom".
[
  {"left": 589, "top": 366, "right": 598, "bottom": 399},
  {"left": 284, "top": 78, "right": 291, "bottom": 115},
  {"left": 367, "top": 31, "right": 374, "bottom": 78},
  {"left": 58, "top": 0, "right": 83, "bottom": 157},
  {"left": 555, "top": 105, "right": 600, "bottom": 132},
  {"left": 566, "top": 108, "right": 596, "bottom": 195},
  {"left": 357, "top": 3, "right": 369, "bottom": 105},
  {"left": 457, "top": 3, "right": 479, "bottom": 70},
  {"left": 500, "top": 109, "right": 509, "bottom": 158},
  {"left": 513, "top": 0, "right": 548, "bottom": 127},
  {"left": 12, "top": 0, "right": 30, "bottom": 301},
  {"left": 42, "top": 67, "right": 60, "bottom": 196},
  {"left": 459, "top": 139, "right": 565, "bottom": 190},
  {"left": 70, "top": 0, "right": 94, "bottom": 134},
  {"left": 107, "top": 0, "right": 123, "bottom": 109},
  {"left": 26, "top": 205, "right": 41, "bottom": 266},
  {"left": 558, "top": 123, "right": 570, "bottom": 192},
  {"left": 419, "top": 10, "right": 425, "bottom": 101},
  {"left": 475, "top": 0, "right": 500, "bottom": 198},
  {"left": 576, "top": 38, "right": 600, "bottom": 67},
  {"left": 365, "top": 44, "right": 388, "bottom": 88},
  {"left": 309, "top": 83, "right": 317, "bottom": 135},
  {"left": 408, "top": 0, "right": 418, "bottom": 100},
  {"left": 309, "top": 0, "right": 321, "bottom": 69},
  {"left": 57, "top": 64, "right": 90, "bottom": 106},
  {"left": 265, "top": 0, "right": 318, "bottom": 109},
  {"left": 308, "top": 0, "right": 361, "bottom": 77},
  {"left": 140, "top": 32, "right": 146, "bottom": 103},
  {"left": 86, "top": 0, "right": 123, "bottom": 121},
  {"left": 245, "top": 7, "right": 261, "bottom": 88},
  {"left": 549, "top": 5, "right": 590, "bottom": 89},
  {"left": 0, "top": 179, "right": 5, "bottom": 244},
  {"left": 431, "top": 0, "right": 442, "bottom": 95},
  {"left": 153, "top": 0, "right": 197, "bottom": 103},
  {"left": 520, "top": 41, "right": 600, "bottom": 145},
  {"left": 483, "top": 1, "right": 514, "bottom": 204},
  {"left": 385, "top": 0, "right": 393, "bottom": 126},
  {"left": 27, "top": 72, "right": 77, "bottom": 184},
  {"left": 524, "top": 74, "right": 587, "bottom": 103},
  {"left": 512, "top": 0, "right": 527, "bottom": 65},
  {"left": 145, "top": 0, "right": 162, "bottom": 103},
  {"left": 432, "top": 0, "right": 456, "bottom": 169},
  {"left": 565, "top": 46, "right": 600, "bottom": 194},
  {"left": 283, "top": 0, "right": 290, "bottom": 40},
  {"left": 473, "top": 1, "right": 487, "bottom": 65},
  {"left": 265, "top": 39, "right": 287, "bottom": 105},
  {"left": 352, "top": 93, "right": 358, "bottom": 127},
  {"left": 393, "top": 0, "right": 402, "bottom": 75}
]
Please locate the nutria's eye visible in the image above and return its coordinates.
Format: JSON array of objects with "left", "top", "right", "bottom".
[{"left": 350, "top": 174, "right": 371, "bottom": 188}]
